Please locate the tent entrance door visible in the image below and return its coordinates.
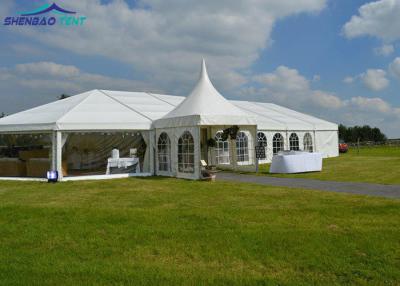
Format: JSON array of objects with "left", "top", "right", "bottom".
[{"left": 200, "top": 128, "right": 208, "bottom": 163}]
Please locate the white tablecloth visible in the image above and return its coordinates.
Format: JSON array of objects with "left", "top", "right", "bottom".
[
  {"left": 270, "top": 151, "right": 322, "bottom": 174},
  {"left": 106, "top": 157, "right": 140, "bottom": 175}
]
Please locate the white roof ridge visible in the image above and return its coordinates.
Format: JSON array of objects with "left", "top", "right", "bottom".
[
  {"left": 268, "top": 103, "right": 335, "bottom": 126},
  {"left": 145, "top": 92, "right": 176, "bottom": 107},
  {"left": 262, "top": 103, "right": 316, "bottom": 129},
  {"left": 99, "top": 90, "right": 154, "bottom": 121},
  {"left": 235, "top": 101, "right": 288, "bottom": 127},
  {"left": 54, "top": 90, "right": 96, "bottom": 126}
]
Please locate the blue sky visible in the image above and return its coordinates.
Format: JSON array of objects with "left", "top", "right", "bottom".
[
  {"left": 260, "top": 0, "right": 397, "bottom": 103},
  {"left": 0, "top": 0, "right": 399, "bottom": 137}
]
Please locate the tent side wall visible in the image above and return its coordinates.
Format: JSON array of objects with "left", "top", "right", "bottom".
[
  {"left": 141, "top": 130, "right": 154, "bottom": 174},
  {"left": 315, "top": 130, "right": 339, "bottom": 158},
  {"left": 155, "top": 126, "right": 201, "bottom": 180},
  {"left": 155, "top": 128, "right": 175, "bottom": 177},
  {"left": 256, "top": 129, "right": 338, "bottom": 163}
]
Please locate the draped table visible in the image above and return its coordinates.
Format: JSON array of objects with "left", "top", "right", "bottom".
[
  {"left": 270, "top": 151, "right": 322, "bottom": 174},
  {"left": 106, "top": 157, "right": 140, "bottom": 175}
]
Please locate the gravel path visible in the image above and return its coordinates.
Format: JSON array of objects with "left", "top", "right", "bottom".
[{"left": 217, "top": 172, "right": 400, "bottom": 199}]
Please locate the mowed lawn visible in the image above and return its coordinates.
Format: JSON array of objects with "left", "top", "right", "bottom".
[
  {"left": 1, "top": 178, "right": 399, "bottom": 285},
  {"left": 258, "top": 146, "right": 400, "bottom": 185}
]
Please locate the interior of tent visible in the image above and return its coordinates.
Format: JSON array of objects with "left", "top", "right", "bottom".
[
  {"left": 62, "top": 132, "right": 147, "bottom": 176},
  {"left": 0, "top": 133, "right": 51, "bottom": 178},
  {"left": 0, "top": 59, "right": 338, "bottom": 181},
  {"left": 0, "top": 131, "right": 150, "bottom": 179}
]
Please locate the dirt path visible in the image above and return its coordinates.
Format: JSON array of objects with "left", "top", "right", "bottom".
[{"left": 217, "top": 172, "right": 400, "bottom": 199}]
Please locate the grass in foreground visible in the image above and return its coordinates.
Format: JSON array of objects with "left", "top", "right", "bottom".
[
  {"left": 1, "top": 177, "right": 399, "bottom": 285},
  {"left": 257, "top": 146, "right": 400, "bottom": 185}
]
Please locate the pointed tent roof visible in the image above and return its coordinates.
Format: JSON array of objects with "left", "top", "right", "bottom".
[{"left": 153, "top": 59, "right": 256, "bottom": 128}]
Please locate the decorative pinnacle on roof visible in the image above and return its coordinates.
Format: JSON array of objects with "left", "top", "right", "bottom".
[{"left": 161, "top": 58, "right": 248, "bottom": 120}]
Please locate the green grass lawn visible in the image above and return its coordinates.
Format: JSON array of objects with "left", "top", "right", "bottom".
[
  {"left": 1, "top": 178, "right": 399, "bottom": 285},
  {"left": 257, "top": 146, "right": 400, "bottom": 185}
]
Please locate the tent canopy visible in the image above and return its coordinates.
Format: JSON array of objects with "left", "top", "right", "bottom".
[
  {"left": 0, "top": 62, "right": 337, "bottom": 133},
  {"left": 153, "top": 59, "right": 256, "bottom": 128},
  {"left": 0, "top": 90, "right": 166, "bottom": 132}
]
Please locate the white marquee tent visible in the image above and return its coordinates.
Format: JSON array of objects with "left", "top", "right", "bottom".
[{"left": 0, "top": 60, "right": 338, "bottom": 180}]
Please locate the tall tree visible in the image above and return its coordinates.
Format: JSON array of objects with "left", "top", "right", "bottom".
[
  {"left": 338, "top": 124, "right": 347, "bottom": 140},
  {"left": 339, "top": 124, "right": 386, "bottom": 143}
]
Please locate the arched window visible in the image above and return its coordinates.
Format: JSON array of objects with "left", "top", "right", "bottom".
[
  {"left": 257, "top": 132, "right": 267, "bottom": 160},
  {"left": 236, "top": 131, "right": 249, "bottom": 163},
  {"left": 178, "top": 131, "right": 194, "bottom": 173},
  {"left": 273, "top": 133, "right": 284, "bottom": 154},
  {"left": 289, "top": 133, "right": 299, "bottom": 151},
  {"left": 157, "top": 132, "right": 170, "bottom": 172},
  {"left": 303, "top": 132, "right": 313, "bottom": 152},
  {"left": 215, "top": 131, "right": 230, "bottom": 164}
]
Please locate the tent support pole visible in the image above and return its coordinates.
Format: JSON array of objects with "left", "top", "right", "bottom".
[
  {"left": 51, "top": 132, "right": 57, "bottom": 171},
  {"left": 231, "top": 138, "right": 237, "bottom": 171},
  {"left": 52, "top": 131, "right": 63, "bottom": 181},
  {"left": 149, "top": 130, "right": 155, "bottom": 175}
]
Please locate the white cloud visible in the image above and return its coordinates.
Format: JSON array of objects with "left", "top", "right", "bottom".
[
  {"left": 342, "top": 96, "right": 400, "bottom": 138},
  {"left": 360, "top": 69, "right": 389, "bottom": 91},
  {"left": 250, "top": 66, "right": 343, "bottom": 110},
  {"left": 8, "top": 0, "right": 326, "bottom": 93},
  {"left": 253, "top": 66, "right": 310, "bottom": 93},
  {"left": 310, "top": 90, "right": 344, "bottom": 109},
  {"left": 343, "top": 76, "right": 355, "bottom": 84},
  {"left": 2, "top": 62, "right": 155, "bottom": 92},
  {"left": 374, "top": 44, "right": 394, "bottom": 56},
  {"left": 346, "top": 66, "right": 393, "bottom": 91},
  {"left": 389, "top": 57, "right": 400, "bottom": 79},
  {"left": 343, "top": 0, "right": 400, "bottom": 42},
  {"left": 348, "top": 96, "right": 392, "bottom": 113},
  {"left": 239, "top": 65, "right": 400, "bottom": 137},
  {"left": 15, "top": 62, "right": 80, "bottom": 78}
]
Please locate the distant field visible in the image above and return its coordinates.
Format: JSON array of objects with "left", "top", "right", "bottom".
[
  {"left": 257, "top": 146, "right": 400, "bottom": 185},
  {"left": 0, "top": 178, "right": 399, "bottom": 285}
]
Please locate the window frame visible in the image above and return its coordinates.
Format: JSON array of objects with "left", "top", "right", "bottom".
[
  {"left": 257, "top": 132, "right": 267, "bottom": 161},
  {"left": 236, "top": 131, "right": 249, "bottom": 164},
  {"left": 157, "top": 132, "right": 171, "bottom": 172},
  {"left": 215, "top": 131, "right": 230, "bottom": 165},
  {"left": 303, "top": 132, "right": 313, "bottom": 152},
  {"left": 177, "top": 131, "right": 195, "bottom": 174},
  {"left": 289, "top": 133, "right": 300, "bottom": 151},
  {"left": 273, "top": 133, "right": 284, "bottom": 155}
]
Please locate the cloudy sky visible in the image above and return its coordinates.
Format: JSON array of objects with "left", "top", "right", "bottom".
[{"left": 1, "top": 0, "right": 400, "bottom": 137}]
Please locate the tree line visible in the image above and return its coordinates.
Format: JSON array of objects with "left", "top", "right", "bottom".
[{"left": 339, "top": 124, "right": 387, "bottom": 143}]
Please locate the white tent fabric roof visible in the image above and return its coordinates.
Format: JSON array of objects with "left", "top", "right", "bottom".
[
  {"left": 153, "top": 60, "right": 256, "bottom": 128},
  {"left": 0, "top": 61, "right": 337, "bottom": 132},
  {"left": 0, "top": 90, "right": 337, "bottom": 132},
  {"left": 230, "top": 101, "right": 337, "bottom": 130},
  {"left": 0, "top": 90, "right": 154, "bottom": 132}
]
